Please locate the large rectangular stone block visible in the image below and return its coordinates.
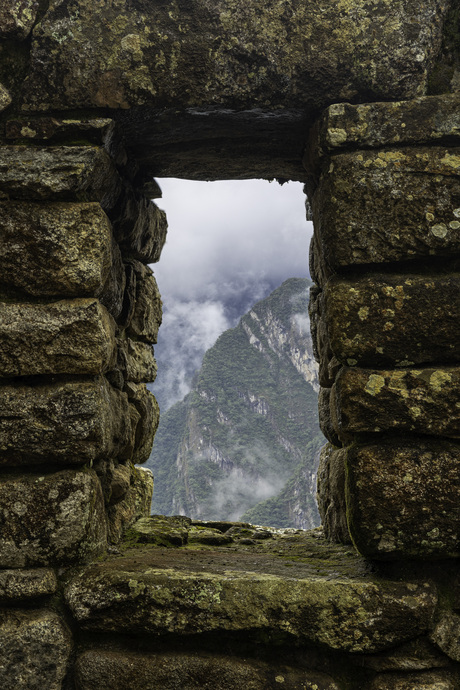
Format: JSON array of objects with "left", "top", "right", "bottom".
[
  {"left": 0, "top": 201, "right": 115, "bottom": 298},
  {"left": 311, "top": 147, "right": 460, "bottom": 268},
  {"left": 0, "top": 298, "right": 116, "bottom": 377},
  {"left": 346, "top": 439, "right": 460, "bottom": 559},
  {"left": 0, "top": 469, "right": 107, "bottom": 567},
  {"left": 0, "top": 377, "right": 133, "bottom": 466},
  {"left": 0, "top": 146, "right": 121, "bottom": 209},
  {"left": 331, "top": 366, "right": 460, "bottom": 441},
  {"left": 324, "top": 273, "right": 460, "bottom": 368}
]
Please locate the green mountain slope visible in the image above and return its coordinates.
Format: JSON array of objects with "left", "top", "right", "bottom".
[{"left": 147, "top": 278, "right": 324, "bottom": 529}]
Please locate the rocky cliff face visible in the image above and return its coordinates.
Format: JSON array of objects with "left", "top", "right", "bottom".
[{"left": 147, "top": 278, "right": 323, "bottom": 529}]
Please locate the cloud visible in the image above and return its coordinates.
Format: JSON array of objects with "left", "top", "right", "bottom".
[{"left": 149, "top": 178, "right": 314, "bottom": 411}]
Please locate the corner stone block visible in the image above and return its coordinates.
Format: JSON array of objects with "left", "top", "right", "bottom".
[
  {"left": 316, "top": 444, "right": 350, "bottom": 544},
  {"left": 0, "top": 469, "right": 107, "bottom": 567},
  {"left": 0, "top": 201, "right": 115, "bottom": 299},
  {"left": 112, "top": 190, "right": 167, "bottom": 263},
  {"left": 345, "top": 439, "right": 460, "bottom": 559},
  {"left": 311, "top": 146, "right": 460, "bottom": 268},
  {"left": 0, "top": 610, "right": 72, "bottom": 690},
  {"left": 331, "top": 366, "right": 460, "bottom": 441},
  {"left": 0, "top": 376, "right": 133, "bottom": 466},
  {"left": 0, "top": 146, "right": 121, "bottom": 209},
  {"left": 126, "top": 382, "right": 160, "bottom": 464},
  {"left": 74, "top": 650, "right": 341, "bottom": 690},
  {"left": 126, "top": 262, "right": 162, "bottom": 344},
  {"left": 0, "top": 298, "right": 116, "bottom": 377},
  {"left": 106, "top": 466, "right": 154, "bottom": 544},
  {"left": 118, "top": 337, "right": 157, "bottom": 383},
  {"left": 324, "top": 273, "right": 460, "bottom": 368}
]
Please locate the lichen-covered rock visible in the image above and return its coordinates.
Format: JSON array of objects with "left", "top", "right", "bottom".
[
  {"left": 126, "top": 262, "right": 162, "bottom": 344},
  {"left": 0, "top": 469, "right": 106, "bottom": 567},
  {"left": 311, "top": 146, "right": 460, "bottom": 268},
  {"left": 346, "top": 439, "right": 460, "bottom": 559},
  {"left": 318, "top": 387, "right": 341, "bottom": 446},
  {"left": 0, "top": 201, "right": 116, "bottom": 298},
  {"left": 323, "top": 273, "right": 460, "bottom": 368},
  {"left": 65, "top": 545, "right": 436, "bottom": 653},
  {"left": 125, "top": 383, "right": 159, "bottom": 464},
  {"left": 0, "top": 377, "right": 133, "bottom": 466},
  {"left": 369, "top": 670, "right": 459, "bottom": 690},
  {"left": 316, "top": 444, "right": 350, "bottom": 544},
  {"left": 128, "top": 515, "right": 191, "bottom": 547},
  {"left": 431, "top": 612, "right": 460, "bottom": 663},
  {"left": 0, "top": 569, "right": 57, "bottom": 602},
  {"left": 331, "top": 366, "right": 460, "bottom": 441},
  {"left": 0, "top": 146, "right": 121, "bottom": 209},
  {"left": 74, "top": 649, "right": 340, "bottom": 690},
  {"left": 106, "top": 466, "right": 153, "bottom": 543},
  {"left": 0, "top": 609, "right": 72, "bottom": 690},
  {"left": 312, "top": 94, "right": 460, "bottom": 155},
  {"left": 0, "top": 299, "right": 116, "bottom": 377},
  {"left": 0, "top": 1, "right": 39, "bottom": 40},
  {"left": 21, "top": 0, "right": 450, "bottom": 114}
]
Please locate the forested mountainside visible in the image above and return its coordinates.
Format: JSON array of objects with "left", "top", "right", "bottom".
[{"left": 147, "top": 278, "right": 324, "bottom": 529}]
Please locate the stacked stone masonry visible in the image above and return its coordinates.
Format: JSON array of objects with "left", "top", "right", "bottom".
[{"left": 1, "top": 0, "right": 460, "bottom": 687}]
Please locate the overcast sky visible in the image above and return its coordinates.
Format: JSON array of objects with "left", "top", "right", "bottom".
[{"left": 150, "top": 178, "right": 313, "bottom": 411}]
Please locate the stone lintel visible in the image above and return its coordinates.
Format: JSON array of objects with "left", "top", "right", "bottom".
[
  {"left": 345, "top": 438, "right": 460, "bottom": 559},
  {"left": 0, "top": 298, "right": 116, "bottom": 378}
]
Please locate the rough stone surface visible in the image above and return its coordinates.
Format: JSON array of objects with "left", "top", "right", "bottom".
[
  {"left": 0, "top": 469, "right": 107, "bottom": 567},
  {"left": 0, "top": 609, "right": 72, "bottom": 690},
  {"left": 313, "top": 94, "right": 460, "bottom": 154},
  {"left": 125, "top": 383, "right": 160, "bottom": 464},
  {"left": 107, "top": 466, "right": 154, "bottom": 544},
  {"left": 112, "top": 193, "right": 167, "bottom": 264},
  {"left": 0, "top": 1, "right": 39, "bottom": 40},
  {"left": 129, "top": 515, "right": 192, "bottom": 547},
  {"left": 311, "top": 147, "right": 460, "bottom": 268},
  {"left": 369, "top": 670, "right": 459, "bottom": 690},
  {"left": 318, "top": 387, "right": 341, "bottom": 446},
  {"left": 432, "top": 613, "right": 460, "bottom": 663},
  {"left": 126, "top": 263, "right": 162, "bottom": 344},
  {"left": 331, "top": 366, "right": 460, "bottom": 440},
  {"left": 316, "top": 444, "right": 350, "bottom": 544},
  {"left": 323, "top": 273, "right": 460, "bottom": 368},
  {"left": 0, "top": 569, "right": 57, "bottom": 602},
  {"left": 74, "top": 649, "right": 340, "bottom": 690},
  {"left": 119, "top": 338, "right": 157, "bottom": 384},
  {"left": 346, "top": 439, "right": 460, "bottom": 559},
  {"left": 0, "top": 146, "right": 121, "bottom": 209},
  {"left": 21, "top": 0, "right": 449, "bottom": 114},
  {"left": 0, "top": 298, "right": 116, "bottom": 377},
  {"left": 65, "top": 536, "right": 437, "bottom": 653},
  {"left": 0, "top": 83, "right": 12, "bottom": 112},
  {"left": 0, "top": 377, "right": 133, "bottom": 466},
  {"left": 353, "top": 638, "right": 451, "bottom": 672},
  {"left": 0, "top": 201, "right": 116, "bottom": 298}
]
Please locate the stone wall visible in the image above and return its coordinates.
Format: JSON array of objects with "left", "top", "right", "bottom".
[{"left": 1, "top": 0, "right": 460, "bottom": 687}]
